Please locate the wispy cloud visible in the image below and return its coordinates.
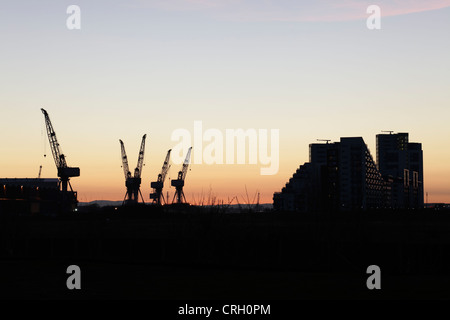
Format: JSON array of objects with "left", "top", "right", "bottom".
[{"left": 134, "top": 0, "right": 450, "bottom": 21}]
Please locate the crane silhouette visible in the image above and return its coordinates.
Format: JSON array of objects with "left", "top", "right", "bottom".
[
  {"left": 120, "top": 134, "right": 146, "bottom": 205},
  {"left": 171, "top": 147, "right": 192, "bottom": 204},
  {"left": 150, "top": 149, "right": 172, "bottom": 205}
]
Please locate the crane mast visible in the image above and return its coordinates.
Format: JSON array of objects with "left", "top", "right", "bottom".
[
  {"left": 41, "top": 108, "right": 79, "bottom": 211},
  {"left": 134, "top": 134, "right": 146, "bottom": 178},
  {"left": 150, "top": 149, "right": 171, "bottom": 205},
  {"left": 171, "top": 147, "right": 192, "bottom": 204},
  {"left": 159, "top": 149, "right": 171, "bottom": 183},
  {"left": 180, "top": 147, "right": 192, "bottom": 181},
  {"left": 120, "top": 139, "right": 131, "bottom": 180},
  {"left": 41, "top": 108, "right": 67, "bottom": 169}
]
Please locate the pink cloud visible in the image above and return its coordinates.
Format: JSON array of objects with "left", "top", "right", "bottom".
[{"left": 135, "top": 0, "right": 450, "bottom": 21}]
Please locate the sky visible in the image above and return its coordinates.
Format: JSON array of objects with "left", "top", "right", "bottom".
[{"left": 0, "top": 0, "right": 449, "bottom": 204}]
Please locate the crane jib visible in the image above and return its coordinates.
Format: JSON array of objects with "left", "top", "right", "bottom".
[{"left": 41, "top": 108, "right": 80, "bottom": 179}]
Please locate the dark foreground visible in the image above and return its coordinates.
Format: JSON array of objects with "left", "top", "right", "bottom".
[{"left": 1, "top": 205, "right": 450, "bottom": 299}]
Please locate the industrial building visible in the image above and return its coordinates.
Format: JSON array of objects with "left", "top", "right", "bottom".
[
  {"left": 0, "top": 178, "right": 72, "bottom": 215},
  {"left": 274, "top": 133, "right": 422, "bottom": 212}
]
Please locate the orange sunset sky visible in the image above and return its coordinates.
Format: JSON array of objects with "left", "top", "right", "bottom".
[{"left": 1, "top": 1, "right": 449, "bottom": 204}]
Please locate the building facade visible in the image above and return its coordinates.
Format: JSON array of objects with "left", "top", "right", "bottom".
[
  {"left": 274, "top": 133, "right": 422, "bottom": 212},
  {"left": 0, "top": 178, "right": 77, "bottom": 215},
  {"left": 376, "top": 132, "right": 424, "bottom": 209}
]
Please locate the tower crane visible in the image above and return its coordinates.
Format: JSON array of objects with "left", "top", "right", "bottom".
[
  {"left": 41, "top": 108, "right": 80, "bottom": 209},
  {"left": 150, "top": 149, "right": 171, "bottom": 205},
  {"left": 171, "top": 147, "right": 192, "bottom": 204},
  {"left": 119, "top": 134, "right": 147, "bottom": 205}
]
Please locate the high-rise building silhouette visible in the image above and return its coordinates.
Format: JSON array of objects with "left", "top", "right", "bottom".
[
  {"left": 376, "top": 132, "right": 423, "bottom": 209},
  {"left": 274, "top": 133, "right": 423, "bottom": 212}
]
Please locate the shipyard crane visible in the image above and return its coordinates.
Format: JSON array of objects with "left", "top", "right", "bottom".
[
  {"left": 41, "top": 108, "right": 80, "bottom": 207},
  {"left": 171, "top": 147, "right": 192, "bottom": 204},
  {"left": 150, "top": 149, "right": 171, "bottom": 205},
  {"left": 119, "top": 134, "right": 146, "bottom": 205}
]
